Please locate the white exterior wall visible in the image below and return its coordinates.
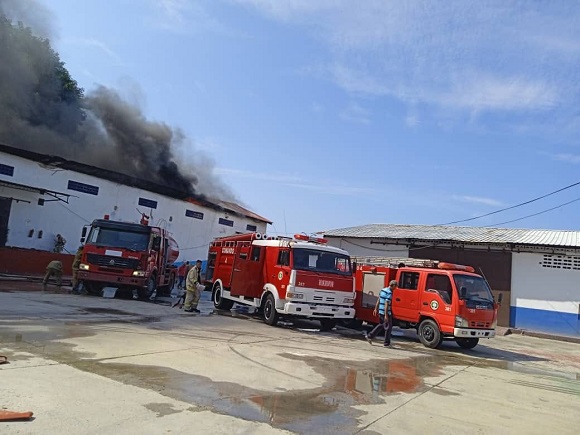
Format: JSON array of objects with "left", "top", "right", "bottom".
[
  {"left": 325, "top": 237, "right": 409, "bottom": 258},
  {"left": 0, "top": 152, "right": 267, "bottom": 262},
  {"left": 511, "top": 252, "right": 579, "bottom": 336},
  {"left": 512, "top": 252, "right": 580, "bottom": 314}
]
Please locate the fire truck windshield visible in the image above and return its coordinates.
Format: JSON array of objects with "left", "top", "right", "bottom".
[
  {"left": 453, "top": 274, "right": 494, "bottom": 303},
  {"left": 292, "top": 248, "right": 352, "bottom": 276},
  {"left": 87, "top": 227, "right": 150, "bottom": 251}
]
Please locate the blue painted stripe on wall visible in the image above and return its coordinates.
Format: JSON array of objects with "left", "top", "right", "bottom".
[{"left": 510, "top": 306, "right": 579, "bottom": 337}]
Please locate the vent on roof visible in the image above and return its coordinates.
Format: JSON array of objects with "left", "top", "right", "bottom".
[{"left": 540, "top": 254, "right": 580, "bottom": 270}]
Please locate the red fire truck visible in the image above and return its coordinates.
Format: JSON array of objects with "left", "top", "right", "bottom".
[
  {"left": 206, "top": 232, "right": 355, "bottom": 330},
  {"left": 351, "top": 257, "right": 502, "bottom": 349},
  {"left": 77, "top": 217, "right": 179, "bottom": 300}
]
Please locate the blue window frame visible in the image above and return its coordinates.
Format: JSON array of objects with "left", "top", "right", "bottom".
[
  {"left": 0, "top": 164, "right": 14, "bottom": 176},
  {"left": 138, "top": 197, "right": 158, "bottom": 209},
  {"left": 68, "top": 180, "right": 99, "bottom": 196},
  {"left": 246, "top": 224, "right": 257, "bottom": 232},
  {"left": 219, "top": 218, "right": 234, "bottom": 227},
  {"left": 185, "top": 210, "right": 204, "bottom": 220}
]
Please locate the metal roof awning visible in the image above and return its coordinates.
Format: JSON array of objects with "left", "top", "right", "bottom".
[{"left": 0, "top": 179, "right": 73, "bottom": 204}]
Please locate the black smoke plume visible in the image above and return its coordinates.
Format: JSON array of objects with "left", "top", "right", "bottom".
[{"left": 0, "top": 0, "right": 235, "bottom": 201}]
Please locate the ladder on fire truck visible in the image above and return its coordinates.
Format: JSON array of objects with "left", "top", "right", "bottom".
[{"left": 351, "top": 256, "right": 439, "bottom": 269}]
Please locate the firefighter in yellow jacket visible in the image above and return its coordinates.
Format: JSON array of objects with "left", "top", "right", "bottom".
[
  {"left": 43, "top": 260, "right": 63, "bottom": 290},
  {"left": 183, "top": 260, "right": 203, "bottom": 313},
  {"left": 71, "top": 246, "right": 83, "bottom": 294}
]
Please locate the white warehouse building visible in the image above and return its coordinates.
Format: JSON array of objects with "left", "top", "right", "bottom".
[
  {"left": 0, "top": 143, "right": 270, "bottom": 264},
  {"left": 322, "top": 224, "right": 580, "bottom": 338}
]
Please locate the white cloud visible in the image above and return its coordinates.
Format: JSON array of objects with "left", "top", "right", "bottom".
[
  {"left": 216, "top": 167, "right": 378, "bottom": 197},
  {"left": 232, "top": 1, "right": 579, "bottom": 120},
  {"left": 339, "top": 102, "right": 370, "bottom": 125},
  {"left": 552, "top": 153, "right": 580, "bottom": 164},
  {"left": 215, "top": 167, "right": 303, "bottom": 183},
  {"left": 149, "top": 0, "right": 242, "bottom": 36},
  {"left": 64, "top": 38, "right": 122, "bottom": 63},
  {"left": 452, "top": 195, "right": 503, "bottom": 207}
]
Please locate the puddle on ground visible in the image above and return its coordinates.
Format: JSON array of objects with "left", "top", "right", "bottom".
[
  {"left": 143, "top": 402, "right": 184, "bottom": 417},
  {"left": 82, "top": 307, "right": 135, "bottom": 316},
  {"left": 2, "top": 317, "right": 579, "bottom": 433}
]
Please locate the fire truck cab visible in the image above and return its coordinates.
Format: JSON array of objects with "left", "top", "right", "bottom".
[
  {"left": 352, "top": 257, "right": 502, "bottom": 349},
  {"left": 206, "top": 233, "right": 355, "bottom": 330}
]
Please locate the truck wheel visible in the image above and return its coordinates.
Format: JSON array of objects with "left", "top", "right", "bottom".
[
  {"left": 213, "top": 283, "right": 234, "bottom": 310},
  {"left": 319, "top": 319, "right": 337, "bottom": 332},
  {"left": 164, "top": 273, "right": 176, "bottom": 296},
  {"left": 84, "top": 282, "right": 101, "bottom": 296},
  {"left": 456, "top": 338, "right": 479, "bottom": 349},
  {"left": 339, "top": 318, "right": 363, "bottom": 329},
  {"left": 262, "top": 294, "right": 279, "bottom": 326},
  {"left": 140, "top": 275, "right": 157, "bottom": 300},
  {"left": 418, "top": 319, "right": 443, "bottom": 349}
]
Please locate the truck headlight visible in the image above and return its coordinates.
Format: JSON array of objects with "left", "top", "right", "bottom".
[
  {"left": 455, "top": 315, "right": 469, "bottom": 328},
  {"left": 132, "top": 271, "right": 147, "bottom": 277},
  {"left": 286, "top": 291, "right": 304, "bottom": 300},
  {"left": 343, "top": 297, "right": 354, "bottom": 304},
  {"left": 79, "top": 263, "right": 90, "bottom": 271}
]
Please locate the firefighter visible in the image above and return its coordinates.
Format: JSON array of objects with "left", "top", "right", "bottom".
[
  {"left": 43, "top": 260, "right": 63, "bottom": 290},
  {"left": 71, "top": 245, "right": 83, "bottom": 294},
  {"left": 54, "top": 234, "right": 66, "bottom": 253},
  {"left": 183, "top": 260, "right": 203, "bottom": 313}
]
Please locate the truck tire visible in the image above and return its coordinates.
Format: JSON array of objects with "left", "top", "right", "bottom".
[
  {"left": 319, "top": 319, "right": 337, "bottom": 332},
  {"left": 262, "top": 294, "right": 279, "bottom": 326},
  {"left": 418, "top": 319, "right": 443, "bottom": 349},
  {"left": 84, "top": 282, "right": 102, "bottom": 296},
  {"left": 456, "top": 338, "right": 479, "bottom": 349},
  {"left": 164, "top": 273, "right": 176, "bottom": 296},
  {"left": 339, "top": 318, "right": 363, "bottom": 329},
  {"left": 213, "top": 283, "right": 234, "bottom": 310},
  {"left": 140, "top": 275, "right": 157, "bottom": 300}
]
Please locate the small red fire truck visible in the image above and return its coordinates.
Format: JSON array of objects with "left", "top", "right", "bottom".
[
  {"left": 351, "top": 257, "right": 502, "bottom": 349},
  {"left": 78, "top": 217, "right": 179, "bottom": 300},
  {"left": 206, "top": 232, "right": 355, "bottom": 330}
]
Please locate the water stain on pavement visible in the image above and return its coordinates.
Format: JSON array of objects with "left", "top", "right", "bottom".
[
  {"left": 2, "top": 316, "right": 579, "bottom": 433},
  {"left": 143, "top": 402, "right": 183, "bottom": 417}
]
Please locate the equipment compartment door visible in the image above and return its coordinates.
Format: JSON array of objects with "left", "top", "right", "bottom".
[
  {"left": 392, "top": 270, "right": 421, "bottom": 321},
  {"left": 230, "top": 244, "right": 264, "bottom": 297},
  {"left": 0, "top": 198, "right": 11, "bottom": 247}
]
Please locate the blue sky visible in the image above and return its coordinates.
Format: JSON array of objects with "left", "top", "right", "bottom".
[{"left": 30, "top": 1, "right": 580, "bottom": 234}]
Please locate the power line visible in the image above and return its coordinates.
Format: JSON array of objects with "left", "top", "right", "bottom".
[
  {"left": 439, "top": 180, "right": 580, "bottom": 225},
  {"left": 488, "top": 196, "right": 580, "bottom": 227}
]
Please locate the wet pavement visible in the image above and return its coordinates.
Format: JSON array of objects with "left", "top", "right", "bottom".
[{"left": 1, "top": 288, "right": 579, "bottom": 434}]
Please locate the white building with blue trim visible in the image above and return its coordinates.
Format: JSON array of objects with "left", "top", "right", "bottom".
[
  {"left": 322, "top": 224, "right": 580, "bottom": 338},
  {"left": 0, "top": 143, "right": 270, "bottom": 264}
]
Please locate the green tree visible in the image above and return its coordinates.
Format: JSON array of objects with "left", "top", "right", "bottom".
[{"left": 0, "top": 16, "right": 86, "bottom": 137}]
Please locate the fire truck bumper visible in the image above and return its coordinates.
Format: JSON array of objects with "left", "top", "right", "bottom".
[
  {"left": 453, "top": 328, "right": 496, "bottom": 338},
  {"left": 283, "top": 302, "right": 355, "bottom": 319},
  {"left": 78, "top": 271, "right": 147, "bottom": 287}
]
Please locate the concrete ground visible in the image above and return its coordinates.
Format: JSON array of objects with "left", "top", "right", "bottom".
[{"left": 1, "top": 286, "right": 579, "bottom": 434}]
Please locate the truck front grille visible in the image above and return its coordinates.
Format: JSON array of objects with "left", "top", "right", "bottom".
[
  {"left": 470, "top": 321, "right": 490, "bottom": 328},
  {"left": 86, "top": 254, "right": 139, "bottom": 270}
]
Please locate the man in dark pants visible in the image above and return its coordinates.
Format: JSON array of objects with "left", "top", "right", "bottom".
[{"left": 365, "top": 280, "right": 396, "bottom": 347}]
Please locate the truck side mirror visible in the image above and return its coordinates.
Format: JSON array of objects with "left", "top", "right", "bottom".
[
  {"left": 151, "top": 236, "right": 161, "bottom": 251},
  {"left": 460, "top": 286, "right": 467, "bottom": 299},
  {"left": 498, "top": 293, "right": 503, "bottom": 305},
  {"left": 80, "top": 227, "right": 87, "bottom": 243}
]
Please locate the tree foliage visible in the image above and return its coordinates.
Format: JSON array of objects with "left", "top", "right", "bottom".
[{"left": 0, "top": 16, "right": 86, "bottom": 136}]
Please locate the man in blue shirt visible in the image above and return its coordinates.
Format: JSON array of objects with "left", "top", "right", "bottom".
[{"left": 365, "top": 280, "right": 396, "bottom": 347}]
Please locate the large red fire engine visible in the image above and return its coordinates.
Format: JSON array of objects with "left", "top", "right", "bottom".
[
  {"left": 77, "top": 217, "right": 178, "bottom": 300},
  {"left": 350, "top": 257, "right": 502, "bottom": 349},
  {"left": 206, "top": 232, "right": 355, "bottom": 330}
]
